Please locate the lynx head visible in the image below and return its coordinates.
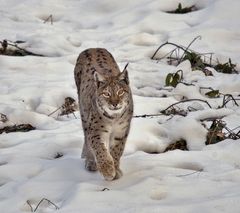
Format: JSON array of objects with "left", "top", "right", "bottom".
[{"left": 94, "top": 69, "right": 131, "bottom": 116}]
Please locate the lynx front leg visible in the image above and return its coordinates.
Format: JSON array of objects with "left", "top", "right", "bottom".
[
  {"left": 87, "top": 133, "right": 116, "bottom": 181},
  {"left": 110, "top": 135, "right": 127, "bottom": 179}
]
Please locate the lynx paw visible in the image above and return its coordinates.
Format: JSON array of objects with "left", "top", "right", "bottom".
[
  {"left": 85, "top": 159, "right": 97, "bottom": 171},
  {"left": 114, "top": 168, "right": 123, "bottom": 180},
  {"left": 98, "top": 158, "right": 116, "bottom": 181}
]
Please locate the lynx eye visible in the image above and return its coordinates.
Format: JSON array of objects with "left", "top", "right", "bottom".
[
  {"left": 103, "top": 91, "right": 111, "bottom": 98},
  {"left": 117, "top": 89, "right": 125, "bottom": 96}
]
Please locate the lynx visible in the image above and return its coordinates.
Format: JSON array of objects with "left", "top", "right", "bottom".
[{"left": 74, "top": 48, "right": 133, "bottom": 181}]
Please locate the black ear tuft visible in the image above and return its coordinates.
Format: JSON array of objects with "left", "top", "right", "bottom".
[
  {"left": 119, "top": 69, "right": 129, "bottom": 85},
  {"left": 94, "top": 72, "right": 106, "bottom": 88}
]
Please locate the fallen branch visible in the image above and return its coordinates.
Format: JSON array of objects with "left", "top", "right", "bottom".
[
  {"left": 0, "top": 124, "right": 35, "bottom": 134},
  {"left": 162, "top": 98, "right": 212, "bottom": 112},
  {"left": 0, "top": 40, "right": 44, "bottom": 56},
  {"left": 133, "top": 113, "right": 162, "bottom": 118},
  {"left": 133, "top": 98, "right": 212, "bottom": 118}
]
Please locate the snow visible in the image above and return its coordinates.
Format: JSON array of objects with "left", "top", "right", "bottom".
[{"left": 0, "top": 0, "right": 240, "bottom": 212}]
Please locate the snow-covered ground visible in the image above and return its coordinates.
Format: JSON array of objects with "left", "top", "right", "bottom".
[{"left": 0, "top": 0, "right": 240, "bottom": 212}]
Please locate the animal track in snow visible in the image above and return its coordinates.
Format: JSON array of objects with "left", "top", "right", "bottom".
[{"left": 150, "top": 189, "right": 168, "bottom": 200}]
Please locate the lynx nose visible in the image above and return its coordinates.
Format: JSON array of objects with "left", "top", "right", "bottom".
[{"left": 112, "top": 102, "right": 118, "bottom": 107}]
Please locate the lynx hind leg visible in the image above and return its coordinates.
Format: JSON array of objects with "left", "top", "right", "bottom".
[
  {"left": 80, "top": 120, "right": 97, "bottom": 171},
  {"left": 81, "top": 141, "right": 87, "bottom": 158},
  {"left": 85, "top": 158, "right": 97, "bottom": 172},
  {"left": 115, "top": 167, "right": 123, "bottom": 180},
  {"left": 82, "top": 142, "right": 97, "bottom": 171}
]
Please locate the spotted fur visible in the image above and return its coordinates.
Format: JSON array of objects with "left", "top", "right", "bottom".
[{"left": 74, "top": 48, "right": 133, "bottom": 181}]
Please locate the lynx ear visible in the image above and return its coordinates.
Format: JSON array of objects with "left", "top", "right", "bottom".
[
  {"left": 94, "top": 72, "right": 106, "bottom": 88},
  {"left": 119, "top": 68, "right": 129, "bottom": 85}
]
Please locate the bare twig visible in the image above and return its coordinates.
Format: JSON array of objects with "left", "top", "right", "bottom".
[
  {"left": 230, "top": 126, "right": 240, "bottom": 132},
  {"left": 200, "top": 116, "right": 226, "bottom": 122},
  {"left": 179, "top": 36, "right": 201, "bottom": 63},
  {"left": 72, "top": 112, "right": 77, "bottom": 119},
  {"left": 199, "top": 86, "right": 216, "bottom": 91},
  {"left": 157, "top": 47, "right": 178, "bottom": 64},
  {"left": 222, "top": 94, "right": 239, "bottom": 107},
  {"left": 26, "top": 200, "right": 34, "bottom": 212},
  {"left": 162, "top": 99, "right": 212, "bottom": 112},
  {"left": 0, "top": 40, "right": 44, "bottom": 56},
  {"left": 47, "top": 106, "right": 62, "bottom": 116},
  {"left": 133, "top": 113, "right": 162, "bottom": 118},
  {"left": 34, "top": 198, "right": 59, "bottom": 212},
  {"left": 151, "top": 41, "right": 186, "bottom": 60},
  {"left": 178, "top": 82, "right": 195, "bottom": 86},
  {"left": 151, "top": 38, "right": 220, "bottom": 68},
  {"left": 44, "top": 14, "right": 53, "bottom": 25},
  {"left": 133, "top": 98, "right": 212, "bottom": 118},
  {"left": 176, "top": 169, "right": 203, "bottom": 177},
  {"left": 48, "top": 106, "right": 78, "bottom": 118},
  {"left": 224, "top": 125, "right": 240, "bottom": 140}
]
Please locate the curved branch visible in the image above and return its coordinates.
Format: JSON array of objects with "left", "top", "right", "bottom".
[
  {"left": 162, "top": 98, "right": 212, "bottom": 112},
  {"left": 151, "top": 41, "right": 187, "bottom": 60},
  {"left": 179, "top": 36, "right": 201, "bottom": 63},
  {"left": 133, "top": 98, "right": 212, "bottom": 118}
]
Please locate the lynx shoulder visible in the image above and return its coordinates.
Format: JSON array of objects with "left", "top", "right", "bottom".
[{"left": 74, "top": 48, "right": 133, "bottom": 180}]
